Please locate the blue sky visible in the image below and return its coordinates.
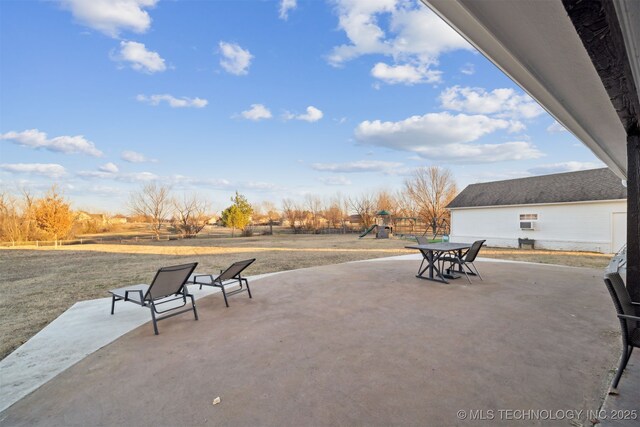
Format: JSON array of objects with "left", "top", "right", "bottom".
[{"left": 0, "top": 0, "right": 603, "bottom": 213}]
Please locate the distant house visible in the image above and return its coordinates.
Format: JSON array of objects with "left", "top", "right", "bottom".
[
  {"left": 447, "top": 168, "right": 627, "bottom": 254},
  {"left": 111, "top": 214, "right": 128, "bottom": 224}
]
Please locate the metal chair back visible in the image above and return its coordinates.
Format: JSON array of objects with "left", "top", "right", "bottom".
[
  {"left": 145, "top": 262, "right": 198, "bottom": 301},
  {"left": 416, "top": 236, "right": 429, "bottom": 245},
  {"left": 218, "top": 259, "right": 256, "bottom": 282},
  {"left": 464, "top": 240, "right": 486, "bottom": 262}
]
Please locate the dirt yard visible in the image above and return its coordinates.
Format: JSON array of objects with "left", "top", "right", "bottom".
[{"left": 0, "top": 234, "right": 612, "bottom": 360}]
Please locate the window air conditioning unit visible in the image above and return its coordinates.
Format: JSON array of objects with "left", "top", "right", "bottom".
[{"left": 520, "top": 221, "right": 535, "bottom": 230}]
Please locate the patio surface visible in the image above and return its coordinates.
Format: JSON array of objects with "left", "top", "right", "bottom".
[{"left": 0, "top": 259, "right": 627, "bottom": 426}]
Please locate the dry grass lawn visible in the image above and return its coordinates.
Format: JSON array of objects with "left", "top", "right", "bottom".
[{"left": 0, "top": 234, "right": 611, "bottom": 360}]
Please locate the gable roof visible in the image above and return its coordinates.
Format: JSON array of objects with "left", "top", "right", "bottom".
[{"left": 447, "top": 168, "right": 627, "bottom": 209}]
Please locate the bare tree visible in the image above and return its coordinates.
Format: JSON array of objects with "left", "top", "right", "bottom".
[
  {"left": 172, "top": 194, "right": 210, "bottom": 238},
  {"left": 404, "top": 166, "right": 458, "bottom": 230},
  {"left": 395, "top": 189, "right": 419, "bottom": 219},
  {"left": 129, "top": 183, "right": 172, "bottom": 240},
  {"left": 324, "top": 198, "right": 344, "bottom": 229},
  {"left": 305, "top": 194, "right": 323, "bottom": 232},
  {"left": 261, "top": 201, "right": 280, "bottom": 222},
  {"left": 375, "top": 189, "right": 397, "bottom": 215},
  {"left": 261, "top": 201, "right": 280, "bottom": 234},
  {"left": 282, "top": 198, "right": 307, "bottom": 233},
  {"left": 281, "top": 198, "right": 297, "bottom": 231},
  {"left": 0, "top": 192, "right": 33, "bottom": 243},
  {"left": 349, "top": 193, "right": 376, "bottom": 229}
]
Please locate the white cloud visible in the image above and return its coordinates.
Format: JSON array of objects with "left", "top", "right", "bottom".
[
  {"left": 121, "top": 150, "right": 155, "bottom": 163},
  {"left": 414, "top": 141, "right": 544, "bottom": 163},
  {"left": 168, "top": 175, "right": 231, "bottom": 189},
  {"left": 279, "top": 0, "right": 297, "bottom": 20},
  {"left": 460, "top": 63, "right": 475, "bottom": 75},
  {"left": 507, "top": 120, "right": 526, "bottom": 133},
  {"left": 0, "top": 129, "right": 103, "bottom": 157},
  {"left": 471, "top": 170, "right": 532, "bottom": 183},
  {"left": 311, "top": 160, "right": 403, "bottom": 173},
  {"left": 547, "top": 120, "right": 567, "bottom": 133},
  {"left": 60, "top": 0, "right": 157, "bottom": 38},
  {"left": 354, "top": 112, "right": 544, "bottom": 163},
  {"left": 355, "top": 112, "right": 511, "bottom": 150},
  {"left": 328, "top": 0, "right": 394, "bottom": 66},
  {"left": 319, "top": 176, "right": 352, "bottom": 186},
  {"left": 118, "top": 172, "right": 159, "bottom": 182},
  {"left": 371, "top": 62, "right": 441, "bottom": 85},
  {"left": 243, "top": 181, "right": 278, "bottom": 191},
  {"left": 99, "top": 162, "right": 119, "bottom": 173},
  {"left": 1, "top": 163, "right": 67, "bottom": 178},
  {"left": 298, "top": 106, "right": 323, "bottom": 122},
  {"left": 439, "top": 86, "right": 544, "bottom": 119},
  {"left": 136, "top": 94, "right": 208, "bottom": 108},
  {"left": 219, "top": 41, "right": 253, "bottom": 75},
  {"left": 112, "top": 41, "right": 166, "bottom": 73},
  {"left": 80, "top": 170, "right": 159, "bottom": 182},
  {"left": 527, "top": 161, "right": 604, "bottom": 175},
  {"left": 328, "top": 1, "right": 471, "bottom": 82},
  {"left": 241, "top": 104, "right": 272, "bottom": 121},
  {"left": 284, "top": 106, "right": 324, "bottom": 122}
]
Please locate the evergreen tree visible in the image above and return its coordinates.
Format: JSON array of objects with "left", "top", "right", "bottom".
[{"left": 221, "top": 192, "right": 253, "bottom": 237}]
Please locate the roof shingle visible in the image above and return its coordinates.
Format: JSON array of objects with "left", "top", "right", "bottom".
[{"left": 447, "top": 168, "right": 627, "bottom": 208}]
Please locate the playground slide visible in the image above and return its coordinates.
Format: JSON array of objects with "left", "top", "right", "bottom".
[{"left": 359, "top": 225, "right": 377, "bottom": 238}]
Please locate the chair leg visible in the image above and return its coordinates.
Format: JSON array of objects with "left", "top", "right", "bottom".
[
  {"left": 470, "top": 262, "right": 483, "bottom": 280},
  {"left": 612, "top": 345, "right": 631, "bottom": 389},
  {"left": 461, "top": 261, "right": 471, "bottom": 284},
  {"left": 190, "top": 295, "right": 199, "bottom": 321},
  {"left": 221, "top": 286, "right": 230, "bottom": 307},
  {"left": 150, "top": 306, "right": 159, "bottom": 335},
  {"left": 244, "top": 278, "right": 252, "bottom": 299}
]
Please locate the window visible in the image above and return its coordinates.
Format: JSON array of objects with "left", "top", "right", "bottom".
[{"left": 519, "top": 214, "right": 538, "bottom": 220}]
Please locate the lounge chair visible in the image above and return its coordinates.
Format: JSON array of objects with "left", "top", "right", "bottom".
[
  {"left": 109, "top": 262, "right": 198, "bottom": 335},
  {"left": 604, "top": 271, "right": 640, "bottom": 392},
  {"left": 439, "top": 239, "right": 485, "bottom": 284},
  {"left": 188, "top": 259, "right": 255, "bottom": 307}
]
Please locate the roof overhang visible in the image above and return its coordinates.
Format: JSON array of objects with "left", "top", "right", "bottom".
[{"left": 423, "top": 0, "right": 640, "bottom": 180}]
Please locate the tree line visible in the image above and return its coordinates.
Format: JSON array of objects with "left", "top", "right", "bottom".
[{"left": 0, "top": 166, "right": 457, "bottom": 243}]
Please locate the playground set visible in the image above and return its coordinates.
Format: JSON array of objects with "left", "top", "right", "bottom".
[{"left": 359, "top": 211, "right": 449, "bottom": 240}]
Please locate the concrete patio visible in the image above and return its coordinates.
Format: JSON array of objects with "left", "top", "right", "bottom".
[{"left": 0, "top": 258, "right": 633, "bottom": 426}]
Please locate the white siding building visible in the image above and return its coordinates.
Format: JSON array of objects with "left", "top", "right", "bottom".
[{"left": 447, "top": 169, "right": 627, "bottom": 254}]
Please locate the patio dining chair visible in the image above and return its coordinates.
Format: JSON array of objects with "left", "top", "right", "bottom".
[
  {"left": 188, "top": 258, "right": 255, "bottom": 307},
  {"left": 604, "top": 271, "right": 640, "bottom": 392},
  {"left": 109, "top": 262, "right": 198, "bottom": 335},
  {"left": 439, "top": 239, "right": 485, "bottom": 284}
]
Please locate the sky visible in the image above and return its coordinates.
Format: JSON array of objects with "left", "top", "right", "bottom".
[{"left": 0, "top": 0, "right": 604, "bottom": 213}]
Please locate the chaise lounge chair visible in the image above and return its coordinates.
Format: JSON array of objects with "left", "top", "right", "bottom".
[
  {"left": 188, "top": 258, "right": 255, "bottom": 307},
  {"left": 604, "top": 271, "right": 640, "bottom": 392},
  {"left": 109, "top": 262, "right": 199, "bottom": 335}
]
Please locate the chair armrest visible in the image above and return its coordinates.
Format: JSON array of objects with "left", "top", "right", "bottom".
[
  {"left": 631, "top": 301, "right": 640, "bottom": 306},
  {"left": 617, "top": 314, "right": 640, "bottom": 322},
  {"left": 191, "top": 274, "right": 215, "bottom": 283},
  {"left": 124, "top": 289, "right": 144, "bottom": 302}
]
